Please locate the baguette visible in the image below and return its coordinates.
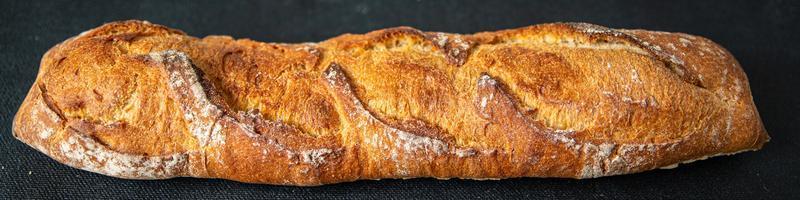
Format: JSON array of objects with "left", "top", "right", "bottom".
[{"left": 12, "top": 20, "right": 768, "bottom": 186}]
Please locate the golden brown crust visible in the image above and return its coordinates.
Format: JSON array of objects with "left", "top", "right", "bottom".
[{"left": 13, "top": 20, "right": 769, "bottom": 185}]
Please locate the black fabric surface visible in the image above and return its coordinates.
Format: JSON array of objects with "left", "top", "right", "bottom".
[{"left": 1, "top": 0, "right": 798, "bottom": 199}]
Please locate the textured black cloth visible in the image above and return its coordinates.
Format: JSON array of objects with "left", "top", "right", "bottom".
[{"left": 1, "top": 0, "right": 798, "bottom": 199}]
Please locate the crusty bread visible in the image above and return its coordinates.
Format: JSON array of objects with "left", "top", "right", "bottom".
[{"left": 12, "top": 20, "right": 768, "bottom": 186}]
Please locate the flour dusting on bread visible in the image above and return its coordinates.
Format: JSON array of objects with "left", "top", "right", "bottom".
[{"left": 12, "top": 20, "right": 768, "bottom": 185}]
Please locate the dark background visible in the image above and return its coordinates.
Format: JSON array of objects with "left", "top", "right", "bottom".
[{"left": 1, "top": 0, "right": 798, "bottom": 199}]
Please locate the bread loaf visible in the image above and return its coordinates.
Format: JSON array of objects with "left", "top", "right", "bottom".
[{"left": 12, "top": 20, "right": 768, "bottom": 186}]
